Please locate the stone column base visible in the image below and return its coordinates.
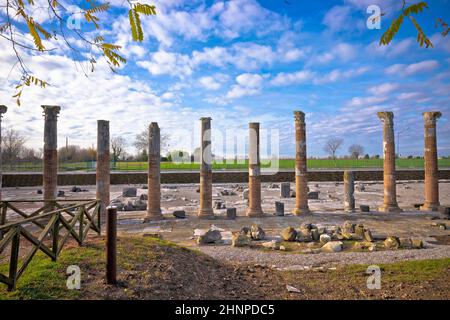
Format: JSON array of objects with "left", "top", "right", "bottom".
[
  {"left": 292, "top": 208, "right": 310, "bottom": 215},
  {"left": 198, "top": 209, "right": 215, "bottom": 219},
  {"left": 246, "top": 209, "right": 264, "bottom": 217},
  {"left": 378, "top": 205, "right": 403, "bottom": 213},
  {"left": 143, "top": 211, "right": 163, "bottom": 222},
  {"left": 420, "top": 202, "right": 440, "bottom": 212}
]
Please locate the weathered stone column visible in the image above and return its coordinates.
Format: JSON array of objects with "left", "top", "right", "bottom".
[
  {"left": 144, "top": 122, "right": 162, "bottom": 221},
  {"left": 293, "top": 111, "right": 309, "bottom": 215},
  {"left": 42, "top": 105, "right": 60, "bottom": 211},
  {"left": 0, "top": 105, "right": 7, "bottom": 202},
  {"left": 96, "top": 120, "right": 110, "bottom": 217},
  {"left": 246, "top": 122, "right": 264, "bottom": 217},
  {"left": 420, "top": 111, "right": 441, "bottom": 211},
  {"left": 343, "top": 170, "right": 355, "bottom": 212},
  {"left": 377, "top": 111, "right": 402, "bottom": 212},
  {"left": 198, "top": 117, "right": 214, "bottom": 218}
]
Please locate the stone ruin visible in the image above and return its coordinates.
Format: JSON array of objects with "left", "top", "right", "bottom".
[{"left": 1, "top": 106, "right": 446, "bottom": 222}]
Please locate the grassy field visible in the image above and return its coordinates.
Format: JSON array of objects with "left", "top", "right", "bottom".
[{"left": 4, "top": 158, "right": 450, "bottom": 172}]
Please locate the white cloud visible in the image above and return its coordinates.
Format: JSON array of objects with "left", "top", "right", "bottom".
[
  {"left": 367, "top": 83, "right": 399, "bottom": 95},
  {"left": 198, "top": 74, "right": 228, "bottom": 90},
  {"left": 385, "top": 60, "right": 439, "bottom": 76},
  {"left": 137, "top": 50, "right": 193, "bottom": 77},
  {"left": 225, "top": 73, "right": 264, "bottom": 99},
  {"left": 270, "top": 70, "right": 315, "bottom": 86}
]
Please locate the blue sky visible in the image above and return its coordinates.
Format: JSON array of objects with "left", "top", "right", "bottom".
[{"left": 1, "top": 0, "right": 449, "bottom": 158}]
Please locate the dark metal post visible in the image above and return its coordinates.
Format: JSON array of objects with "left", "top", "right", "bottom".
[{"left": 106, "top": 206, "right": 117, "bottom": 285}]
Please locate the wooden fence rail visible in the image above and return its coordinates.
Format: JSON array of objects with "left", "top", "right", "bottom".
[{"left": 0, "top": 200, "right": 101, "bottom": 291}]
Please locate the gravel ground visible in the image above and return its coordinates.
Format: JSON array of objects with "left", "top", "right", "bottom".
[{"left": 198, "top": 243, "right": 450, "bottom": 269}]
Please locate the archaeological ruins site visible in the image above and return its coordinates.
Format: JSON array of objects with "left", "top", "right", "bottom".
[{"left": 0, "top": 105, "right": 449, "bottom": 300}]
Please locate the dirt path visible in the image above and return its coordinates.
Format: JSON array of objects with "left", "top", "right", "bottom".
[{"left": 198, "top": 243, "right": 450, "bottom": 269}]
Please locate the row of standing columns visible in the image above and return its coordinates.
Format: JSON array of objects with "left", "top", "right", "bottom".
[{"left": 0, "top": 106, "right": 441, "bottom": 217}]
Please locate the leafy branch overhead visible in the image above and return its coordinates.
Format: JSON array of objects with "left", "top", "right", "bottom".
[
  {"left": 380, "top": 1, "right": 433, "bottom": 48},
  {"left": 2, "top": 0, "right": 156, "bottom": 105}
]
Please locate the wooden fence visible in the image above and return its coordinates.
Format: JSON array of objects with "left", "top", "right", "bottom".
[{"left": 0, "top": 200, "right": 101, "bottom": 291}]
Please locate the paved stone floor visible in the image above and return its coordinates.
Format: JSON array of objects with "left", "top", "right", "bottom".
[{"left": 2, "top": 180, "right": 449, "bottom": 267}]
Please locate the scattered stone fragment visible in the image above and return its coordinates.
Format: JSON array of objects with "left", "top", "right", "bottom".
[
  {"left": 140, "top": 194, "right": 148, "bottom": 201},
  {"left": 411, "top": 239, "right": 424, "bottom": 249},
  {"left": 297, "top": 228, "right": 312, "bottom": 242},
  {"left": 279, "top": 245, "right": 286, "bottom": 251},
  {"left": 141, "top": 185, "right": 148, "bottom": 189},
  {"left": 321, "top": 241, "right": 343, "bottom": 253},
  {"left": 57, "top": 190, "right": 65, "bottom": 197},
  {"left": 250, "top": 224, "right": 265, "bottom": 240},
  {"left": 301, "top": 248, "right": 321, "bottom": 254},
  {"left": 343, "top": 221, "right": 355, "bottom": 233},
  {"left": 359, "top": 205, "right": 370, "bottom": 212},
  {"left": 307, "top": 191, "right": 319, "bottom": 200},
  {"left": 122, "top": 187, "right": 137, "bottom": 197},
  {"left": 71, "top": 186, "right": 82, "bottom": 192},
  {"left": 290, "top": 190, "right": 296, "bottom": 198},
  {"left": 353, "top": 241, "right": 374, "bottom": 250},
  {"left": 354, "top": 224, "right": 365, "bottom": 239},
  {"left": 262, "top": 240, "right": 280, "bottom": 250},
  {"left": 399, "top": 238, "right": 413, "bottom": 249},
  {"left": 226, "top": 208, "right": 236, "bottom": 220},
  {"left": 281, "top": 227, "right": 297, "bottom": 241},
  {"left": 413, "top": 203, "right": 423, "bottom": 209},
  {"left": 214, "top": 201, "right": 224, "bottom": 210},
  {"left": 197, "top": 229, "right": 222, "bottom": 244},
  {"left": 173, "top": 210, "right": 186, "bottom": 219},
  {"left": 275, "top": 201, "right": 284, "bottom": 216},
  {"left": 320, "top": 234, "right": 331, "bottom": 244},
  {"left": 356, "top": 183, "right": 365, "bottom": 192},
  {"left": 286, "top": 285, "right": 301, "bottom": 293},
  {"left": 37, "top": 189, "right": 43, "bottom": 194},
  {"left": 242, "top": 188, "right": 249, "bottom": 200},
  {"left": 438, "top": 206, "right": 449, "bottom": 218},
  {"left": 431, "top": 222, "right": 447, "bottom": 230},
  {"left": 268, "top": 183, "right": 279, "bottom": 189},
  {"left": 280, "top": 182, "right": 291, "bottom": 198},
  {"left": 219, "top": 189, "right": 236, "bottom": 196},
  {"left": 364, "top": 229, "right": 374, "bottom": 242},
  {"left": 231, "top": 233, "right": 251, "bottom": 247},
  {"left": 310, "top": 228, "right": 319, "bottom": 241},
  {"left": 301, "top": 223, "right": 315, "bottom": 230},
  {"left": 384, "top": 236, "right": 400, "bottom": 249},
  {"left": 132, "top": 199, "right": 147, "bottom": 210},
  {"left": 240, "top": 227, "right": 251, "bottom": 237}
]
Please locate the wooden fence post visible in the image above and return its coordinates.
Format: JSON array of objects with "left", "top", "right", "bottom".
[
  {"left": 106, "top": 206, "right": 117, "bottom": 285},
  {"left": 8, "top": 229, "right": 20, "bottom": 291},
  {"left": 0, "top": 202, "right": 6, "bottom": 240}
]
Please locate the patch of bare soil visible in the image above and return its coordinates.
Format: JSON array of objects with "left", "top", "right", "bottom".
[{"left": 80, "top": 237, "right": 288, "bottom": 300}]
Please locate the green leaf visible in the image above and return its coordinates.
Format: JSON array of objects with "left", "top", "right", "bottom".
[{"left": 128, "top": 8, "right": 144, "bottom": 42}]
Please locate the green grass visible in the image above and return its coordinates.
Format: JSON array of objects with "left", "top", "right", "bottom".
[
  {"left": 6, "top": 158, "right": 450, "bottom": 172},
  {"left": 0, "top": 243, "right": 103, "bottom": 300}
]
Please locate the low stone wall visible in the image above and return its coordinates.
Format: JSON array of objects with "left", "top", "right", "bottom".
[{"left": 2, "top": 169, "right": 450, "bottom": 187}]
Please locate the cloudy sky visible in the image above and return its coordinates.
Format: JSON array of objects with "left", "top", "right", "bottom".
[{"left": 1, "top": 0, "right": 449, "bottom": 158}]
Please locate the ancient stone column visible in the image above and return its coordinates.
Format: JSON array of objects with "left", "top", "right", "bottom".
[
  {"left": 377, "top": 111, "right": 402, "bottom": 212},
  {"left": 144, "top": 122, "right": 162, "bottom": 221},
  {"left": 96, "top": 120, "right": 110, "bottom": 217},
  {"left": 0, "top": 105, "right": 7, "bottom": 202},
  {"left": 42, "top": 105, "right": 60, "bottom": 211},
  {"left": 293, "top": 111, "right": 310, "bottom": 215},
  {"left": 420, "top": 111, "right": 442, "bottom": 211},
  {"left": 198, "top": 117, "right": 214, "bottom": 218},
  {"left": 343, "top": 170, "right": 355, "bottom": 212},
  {"left": 246, "top": 122, "right": 264, "bottom": 217}
]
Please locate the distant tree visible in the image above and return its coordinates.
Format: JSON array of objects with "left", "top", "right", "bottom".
[
  {"left": 111, "top": 137, "right": 126, "bottom": 162},
  {"left": 373, "top": 154, "right": 380, "bottom": 159},
  {"left": 363, "top": 154, "right": 370, "bottom": 159},
  {"left": 1, "top": 129, "right": 26, "bottom": 167},
  {"left": 167, "top": 150, "right": 190, "bottom": 163},
  {"left": 323, "top": 137, "right": 344, "bottom": 160},
  {"left": 348, "top": 144, "right": 364, "bottom": 159},
  {"left": 133, "top": 127, "right": 170, "bottom": 157}
]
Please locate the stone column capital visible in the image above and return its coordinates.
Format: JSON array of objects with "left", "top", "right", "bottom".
[
  {"left": 294, "top": 111, "right": 305, "bottom": 123},
  {"left": 377, "top": 111, "right": 394, "bottom": 125},
  {"left": 423, "top": 111, "right": 441, "bottom": 125},
  {"left": 42, "top": 105, "right": 61, "bottom": 120},
  {"left": 0, "top": 105, "right": 7, "bottom": 115},
  {"left": 200, "top": 117, "right": 212, "bottom": 122}
]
